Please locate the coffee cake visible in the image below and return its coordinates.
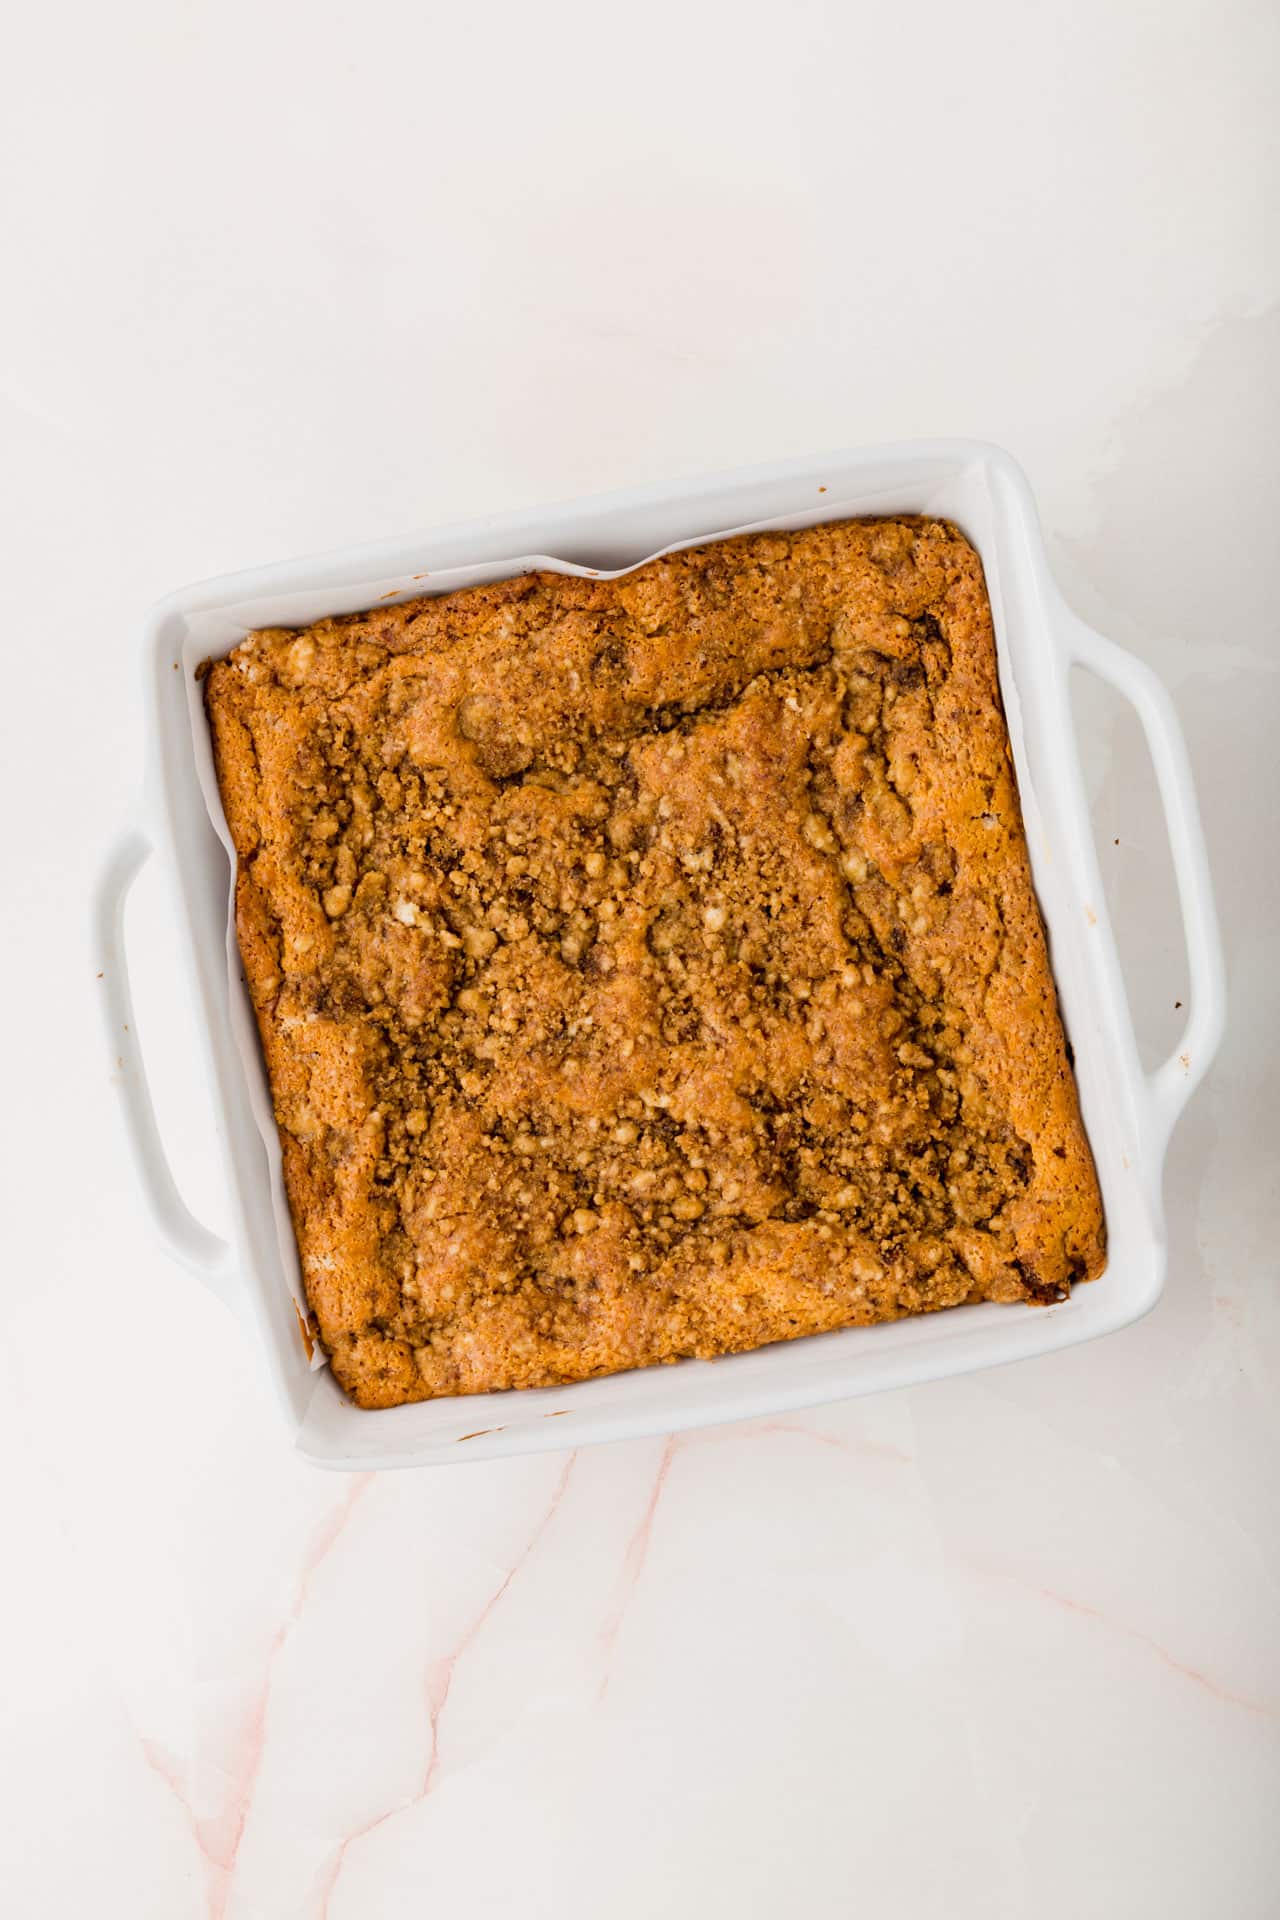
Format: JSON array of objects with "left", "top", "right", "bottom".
[{"left": 205, "top": 518, "right": 1105, "bottom": 1408}]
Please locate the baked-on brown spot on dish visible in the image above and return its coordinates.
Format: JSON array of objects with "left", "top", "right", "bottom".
[{"left": 206, "top": 520, "right": 1105, "bottom": 1409}]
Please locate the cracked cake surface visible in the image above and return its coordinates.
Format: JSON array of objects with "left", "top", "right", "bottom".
[{"left": 205, "top": 517, "right": 1105, "bottom": 1409}]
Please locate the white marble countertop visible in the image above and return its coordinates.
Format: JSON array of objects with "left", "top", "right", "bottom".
[{"left": 2, "top": 1, "right": 1277, "bottom": 1913}]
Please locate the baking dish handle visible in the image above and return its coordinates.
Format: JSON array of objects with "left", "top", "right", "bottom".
[
  {"left": 94, "top": 829, "right": 242, "bottom": 1311},
  {"left": 1059, "top": 610, "right": 1226, "bottom": 1154}
]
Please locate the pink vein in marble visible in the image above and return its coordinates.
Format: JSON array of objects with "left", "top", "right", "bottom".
[
  {"left": 140, "top": 1473, "right": 374, "bottom": 1919},
  {"left": 1036, "top": 1578, "right": 1278, "bottom": 1719},
  {"left": 969, "top": 1560, "right": 1278, "bottom": 1721},
  {"left": 596, "top": 1435, "right": 677, "bottom": 1702},
  {"left": 316, "top": 1450, "right": 578, "bottom": 1917},
  {"left": 739, "top": 1418, "right": 912, "bottom": 1463}
]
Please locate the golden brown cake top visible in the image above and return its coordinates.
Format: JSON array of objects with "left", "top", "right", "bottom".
[{"left": 206, "top": 518, "right": 1104, "bottom": 1408}]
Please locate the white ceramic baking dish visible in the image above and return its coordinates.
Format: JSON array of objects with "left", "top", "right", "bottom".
[{"left": 95, "top": 442, "right": 1225, "bottom": 1469}]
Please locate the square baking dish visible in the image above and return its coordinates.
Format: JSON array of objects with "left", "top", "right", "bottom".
[{"left": 96, "top": 443, "right": 1224, "bottom": 1468}]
